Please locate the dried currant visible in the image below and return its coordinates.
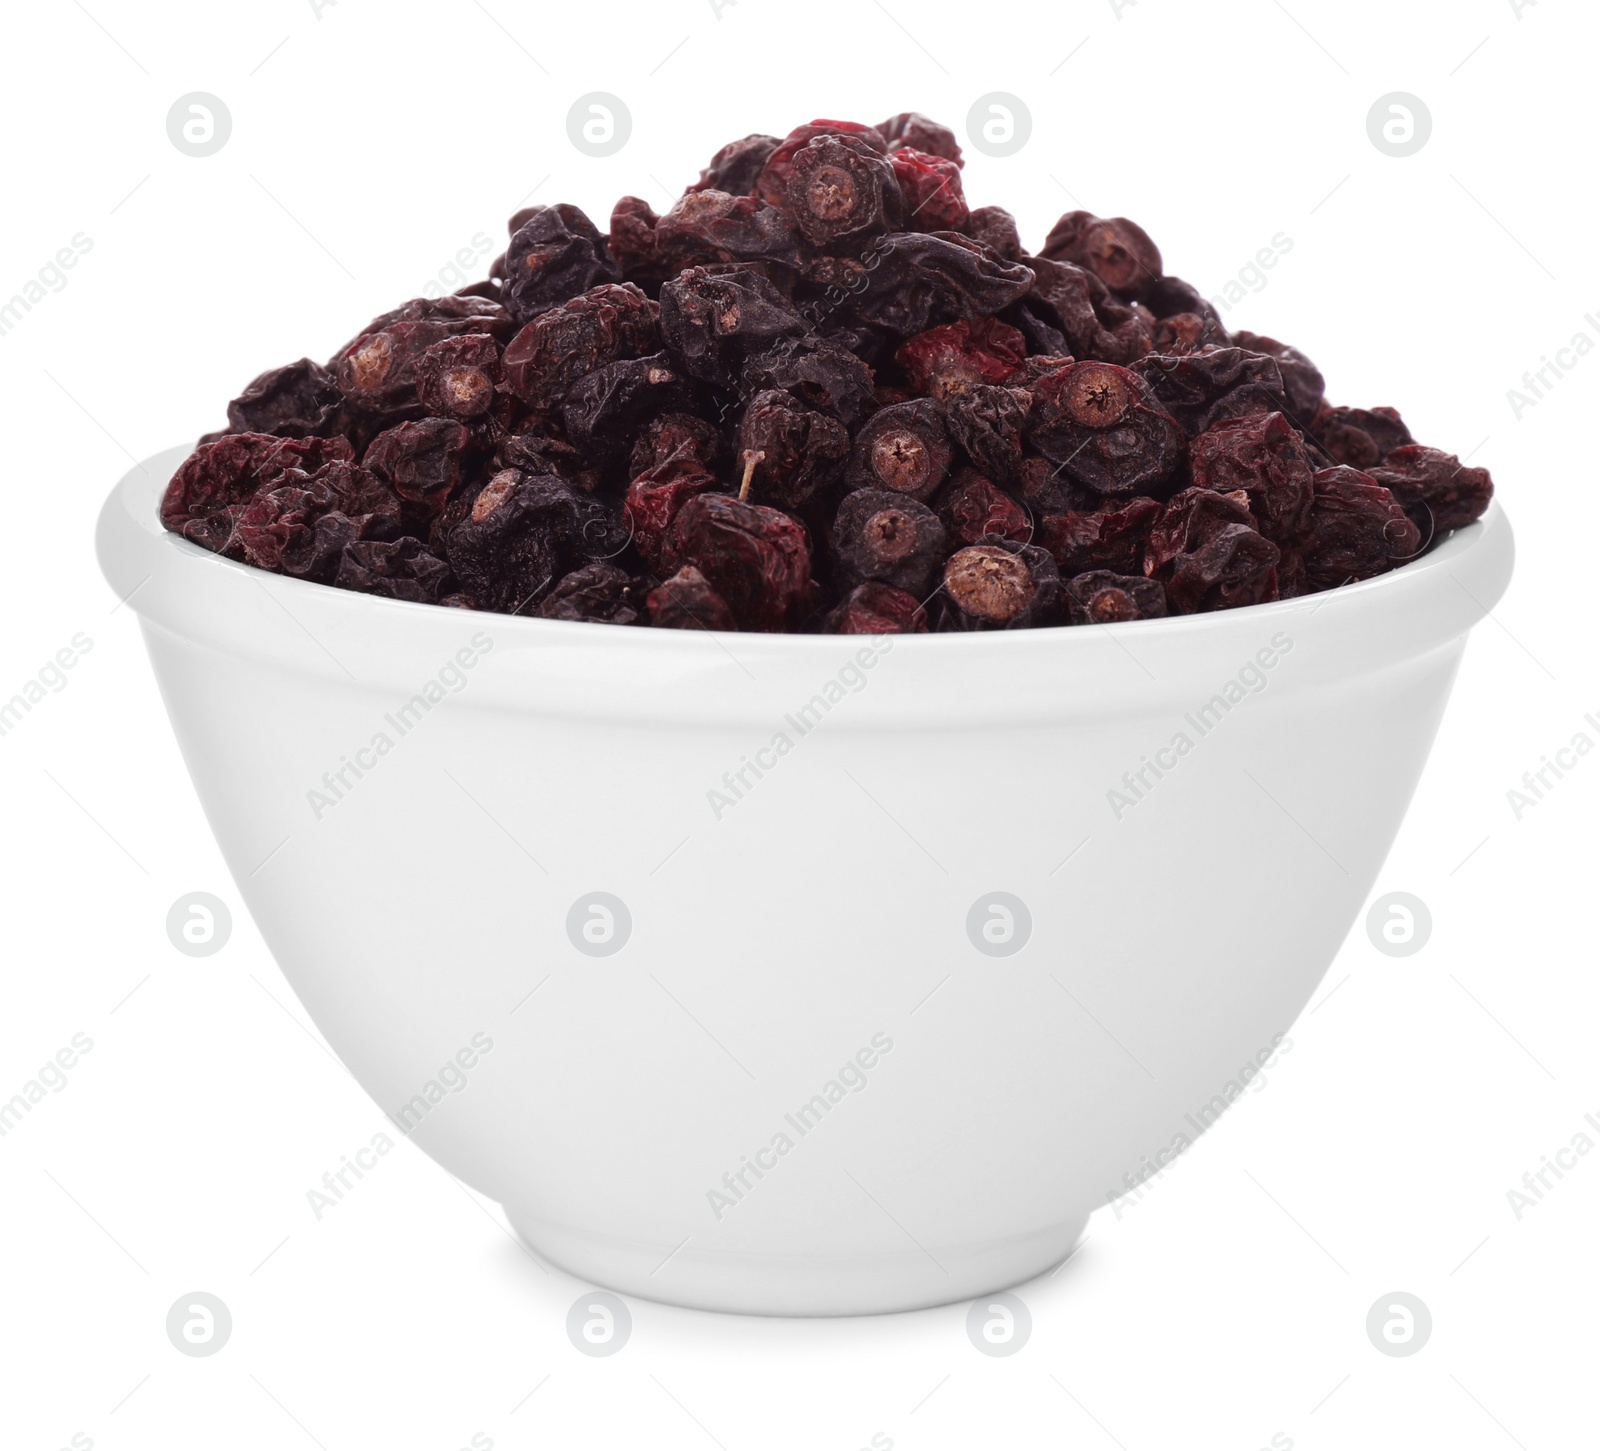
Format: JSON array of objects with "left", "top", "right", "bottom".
[
  {"left": 937, "top": 468, "right": 1031, "bottom": 548},
  {"left": 848, "top": 232, "right": 1036, "bottom": 336},
  {"left": 754, "top": 120, "right": 889, "bottom": 208},
  {"left": 647, "top": 566, "right": 737, "bottom": 631},
  {"left": 1041, "top": 211, "right": 1163, "bottom": 299},
  {"left": 945, "top": 383, "right": 1030, "bottom": 484},
  {"left": 940, "top": 541, "right": 1061, "bottom": 629},
  {"left": 561, "top": 353, "right": 693, "bottom": 468},
  {"left": 501, "top": 204, "right": 619, "bottom": 324},
  {"left": 1311, "top": 405, "right": 1414, "bottom": 469},
  {"left": 1039, "top": 496, "right": 1163, "bottom": 577},
  {"left": 895, "top": 317, "right": 1026, "bottom": 400},
  {"left": 1189, "top": 411, "right": 1315, "bottom": 545},
  {"left": 1132, "top": 348, "right": 1295, "bottom": 438},
  {"left": 890, "top": 148, "right": 967, "bottom": 232},
  {"left": 1065, "top": 570, "right": 1168, "bottom": 624},
  {"left": 501, "top": 282, "right": 660, "bottom": 412},
  {"left": 845, "top": 399, "right": 954, "bottom": 502},
  {"left": 962, "top": 205, "right": 1024, "bottom": 261},
  {"left": 692, "top": 133, "right": 782, "bottom": 195},
  {"left": 628, "top": 412, "right": 722, "bottom": 476},
  {"left": 824, "top": 581, "right": 929, "bottom": 634},
  {"left": 783, "top": 134, "right": 903, "bottom": 251},
  {"left": 416, "top": 334, "right": 502, "bottom": 420},
  {"left": 1298, "top": 467, "right": 1421, "bottom": 589},
  {"left": 659, "top": 265, "right": 804, "bottom": 389},
  {"left": 1369, "top": 445, "right": 1493, "bottom": 534},
  {"left": 1231, "top": 331, "right": 1326, "bottom": 420},
  {"left": 1026, "top": 360, "right": 1184, "bottom": 497},
  {"left": 660, "top": 493, "right": 813, "bottom": 632},
  {"left": 536, "top": 562, "right": 644, "bottom": 624},
  {"left": 622, "top": 457, "right": 721, "bottom": 571},
  {"left": 235, "top": 460, "right": 400, "bottom": 579},
  {"left": 876, "top": 112, "right": 963, "bottom": 166},
  {"left": 1145, "top": 488, "right": 1281, "bottom": 613},
  {"left": 832, "top": 488, "right": 947, "bottom": 594},
  {"left": 335, "top": 537, "right": 454, "bottom": 604},
  {"left": 162, "top": 433, "right": 354, "bottom": 555},
  {"left": 226, "top": 358, "right": 343, "bottom": 438},
  {"left": 736, "top": 390, "right": 850, "bottom": 509},
  {"left": 362, "top": 418, "right": 472, "bottom": 515}
]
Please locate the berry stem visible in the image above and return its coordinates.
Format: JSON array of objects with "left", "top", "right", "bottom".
[{"left": 738, "top": 448, "right": 765, "bottom": 503}]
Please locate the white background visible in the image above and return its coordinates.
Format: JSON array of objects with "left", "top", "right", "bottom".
[{"left": 2, "top": 0, "right": 1597, "bottom": 1447}]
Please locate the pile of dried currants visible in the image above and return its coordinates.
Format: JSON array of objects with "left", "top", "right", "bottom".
[{"left": 162, "top": 113, "right": 1493, "bottom": 633}]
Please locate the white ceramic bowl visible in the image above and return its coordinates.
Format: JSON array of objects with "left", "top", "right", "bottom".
[{"left": 100, "top": 445, "right": 1513, "bottom": 1315}]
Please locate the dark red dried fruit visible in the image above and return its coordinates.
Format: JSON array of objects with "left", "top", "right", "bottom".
[
  {"left": 1231, "top": 331, "right": 1326, "bottom": 420},
  {"left": 647, "top": 566, "right": 737, "bottom": 631},
  {"left": 876, "top": 112, "right": 963, "bottom": 166},
  {"left": 1133, "top": 347, "right": 1296, "bottom": 438},
  {"left": 736, "top": 390, "right": 850, "bottom": 509},
  {"left": 1022, "top": 255, "right": 1150, "bottom": 364},
  {"left": 692, "top": 133, "right": 782, "bottom": 196},
  {"left": 335, "top": 537, "right": 454, "bottom": 604},
  {"left": 783, "top": 135, "right": 903, "bottom": 251},
  {"left": 536, "top": 562, "right": 644, "bottom": 624},
  {"left": 1189, "top": 411, "right": 1315, "bottom": 545},
  {"left": 1065, "top": 570, "right": 1168, "bottom": 624},
  {"left": 162, "top": 433, "right": 354, "bottom": 554},
  {"left": 1040, "top": 496, "right": 1163, "bottom": 578},
  {"left": 941, "top": 541, "right": 1060, "bottom": 629},
  {"left": 1145, "top": 488, "right": 1281, "bottom": 613},
  {"left": 739, "top": 337, "right": 876, "bottom": 427},
  {"left": 846, "top": 399, "right": 954, "bottom": 501},
  {"left": 937, "top": 469, "right": 1030, "bottom": 548},
  {"left": 628, "top": 412, "right": 722, "bottom": 477},
  {"left": 962, "top": 206, "right": 1024, "bottom": 261},
  {"left": 832, "top": 488, "right": 947, "bottom": 594},
  {"left": 824, "top": 581, "right": 929, "bottom": 634},
  {"left": 1041, "top": 211, "right": 1163, "bottom": 299},
  {"left": 1299, "top": 467, "right": 1422, "bottom": 589},
  {"left": 1027, "top": 361, "right": 1184, "bottom": 497},
  {"left": 362, "top": 418, "right": 471, "bottom": 515},
  {"left": 235, "top": 460, "right": 400, "bottom": 579},
  {"left": 661, "top": 493, "right": 813, "bottom": 632},
  {"left": 562, "top": 353, "right": 693, "bottom": 468},
  {"left": 754, "top": 120, "right": 889, "bottom": 209},
  {"left": 501, "top": 282, "right": 659, "bottom": 412},
  {"left": 848, "top": 232, "right": 1036, "bottom": 336},
  {"left": 945, "top": 384, "right": 1030, "bottom": 484},
  {"left": 415, "top": 334, "right": 502, "bottom": 420},
  {"left": 226, "top": 358, "right": 343, "bottom": 438},
  {"left": 502, "top": 204, "right": 618, "bottom": 324},
  {"left": 651, "top": 190, "right": 803, "bottom": 280},
  {"left": 623, "top": 457, "right": 721, "bottom": 571},
  {"left": 1312, "top": 405, "right": 1414, "bottom": 469},
  {"left": 890, "top": 149, "right": 967, "bottom": 232},
  {"left": 659, "top": 265, "right": 804, "bottom": 389},
  {"left": 1369, "top": 445, "right": 1493, "bottom": 534},
  {"left": 895, "top": 317, "right": 1026, "bottom": 400},
  {"left": 446, "top": 470, "right": 625, "bottom": 613}
]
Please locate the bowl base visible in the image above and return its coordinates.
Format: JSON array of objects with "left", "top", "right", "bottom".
[{"left": 502, "top": 1204, "right": 1091, "bottom": 1317}]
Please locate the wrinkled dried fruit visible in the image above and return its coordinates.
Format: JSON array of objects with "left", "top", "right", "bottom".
[
  {"left": 1369, "top": 445, "right": 1493, "bottom": 534},
  {"left": 832, "top": 488, "right": 947, "bottom": 594},
  {"left": 846, "top": 398, "right": 953, "bottom": 500},
  {"left": 825, "top": 581, "right": 929, "bottom": 634},
  {"left": 647, "top": 565, "right": 737, "bottom": 630},
  {"left": 1299, "top": 467, "right": 1421, "bottom": 589},
  {"left": 661, "top": 493, "right": 813, "bottom": 632},
  {"left": 1040, "top": 496, "right": 1162, "bottom": 578},
  {"left": 937, "top": 468, "right": 1030, "bottom": 548},
  {"left": 895, "top": 317, "right": 1025, "bottom": 400},
  {"left": 736, "top": 390, "right": 850, "bottom": 509},
  {"left": 1065, "top": 570, "right": 1168, "bottom": 624},
  {"left": 335, "top": 537, "right": 454, "bottom": 604},
  {"left": 537, "top": 562, "right": 644, "bottom": 624},
  {"left": 941, "top": 540, "right": 1060, "bottom": 629},
  {"left": 1145, "top": 487, "right": 1281, "bottom": 613},
  {"left": 502, "top": 282, "right": 659, "bottom": 411},
  {"left": 1189, "top": 411, "right": 1315, "bottom": 545},
  {"left": 1027, "top": 361, "right": 1184, "bottom": 497}
]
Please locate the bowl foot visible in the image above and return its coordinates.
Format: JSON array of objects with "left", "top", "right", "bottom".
[{"left": 502, "top": 1204, "right": 1091, "bottom": 1317}]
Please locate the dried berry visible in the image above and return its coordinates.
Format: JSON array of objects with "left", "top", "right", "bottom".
[
  {"left": 783, "top": 134, "right": 903, "bottom": 250},
  {"left": 1231, "top": 331, "right": 1326, "bottom": 420},
  {"left": 937, "top": 468, "right": 1030, "bottom": 548},
  {"left": 628, "top": 412, "right": 722, "bottom": 477},
  {"left": 1065, "top": 570, "right": 1168, "bottom": 624},
  {"left": 415, "top": 334, "right": 502, "bottom": 420},
  {"left": 1133, "top": 348, "right": 1295, "bottom": 438},
  {"left": 562, "top": 353, "right": 693, "bottom": 468},
  {"left": 736, "top": 390, "right": 849, "bottom": 509},
  {"left": 661, "top": 493, "right": 813, "bottom": 632},
  {"left": 825, "top": 581, "right": 929, "bottom": 634},
  {"left": 226, "top": 358, "right": 343, "bottom": 438},
  {"left": 1311, "top": 405, "right": 1414, "bottom": 469},
  {"left": 832, "top": 488, "right": 947, "bottom": 594},
  {"left": 162, "top": 433, "right": 354, "bottom": 554},
  {"left": 895, "top": 317, "right": 1025, "bottom": 400},
  {"left": 1042, "top": 211, "right": 1163, "bottom": 299},
  {"left": 962, "top": 206, "right": 1024, "bottom": 262},
  {"left": 235, "top": 460, "right": 400, "bottom": 579},
  {"left": 1298, "top": 467, "right": 1421, "bottom": 589},
  {"left": 502, "top": 204, "right": 618, "bottom": 324},
  {"left": 876, "top": 112, "right": 963, "bottom": 166},
  {"left": 501, "top": 282, "right": 659, "bottom": 412},
  {"left": 362, "top": 418, "right": 472, "bottom": 515},
  {"left": 659, "top": 265, "right": 804, "bottom": 389},
  {"left": 940, "top": 541, "right": 1060, "bottom": 629},
  {"left": 1369, "top": 445, "right": 1493, "bottom": 534},
  {"left": 846, "top": 399, "right": 953, "bottom": 501},
  {"left": 1040, "top": 496, "right": 1163, "bottom": 577},
  {"left": 1145, "top": 488, "right": 1280, "bottom": 613},
  {"left": 335, "top": 537, "right": 454, "bottom": 604},
  {"left": 647, "top": 566, "right": 736, "bottom": 631},
  {"left": 890, "top": 149, "right": 967, "bottom": 232},
  {"left": 848, "top": 232, "right": 1036, "bottom": 336},
  {"left": 651, "top": 190, "right": 803, "bottom": 280},
  {"left": 945, "top": 384, "right": 1030, "bottom": 484},
  {"left": 1027, "top": 361, "right": 1184, "bottom": 497},
  {"left": 1189, "top": 411, "right": 1315, "bottom": 545},
  {"left": 446, "top": 470, "right": 624, "bottom": 613},
  {"left": 739, "top": 336, "right": 877, "bottom": 427},
  {"left": 754, "top": 120, "right": 889, "bottom": 209},
  {"left": 1023, "top": 255, "right": 1150, "bottom": 364},
  {"left": 536, "top": 562, "right": 644, "bottom": 624},
  {"left": 692, "top": 133, "right": 782, "bottom": 196},
  {"left": 622, "top": 457, "right": 721, "bottom": 570}
]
